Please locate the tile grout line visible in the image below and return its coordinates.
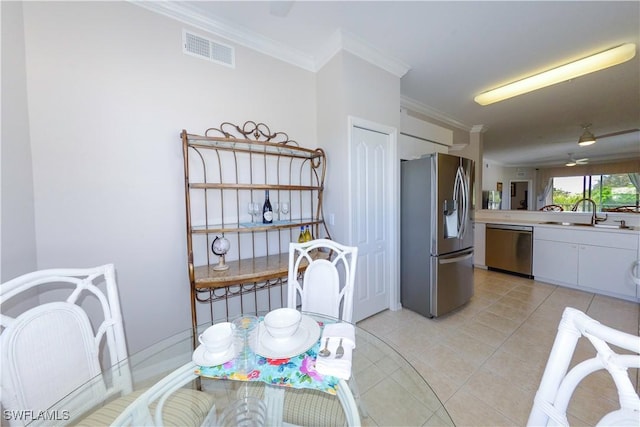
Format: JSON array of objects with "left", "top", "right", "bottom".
[
  {"left": 438, "top": 279, "right": 561, "bottom": 425},
  {"left": 363, "top": 269, "right": 639, "bottom": 426}
]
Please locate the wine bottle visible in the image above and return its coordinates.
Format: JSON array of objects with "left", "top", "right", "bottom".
[
  {"left": 303, "top": 225, "right": 312, "bottom": 242},
  {"left": 298, "top": 226, "right": 305, "bottom": 243},
  {"left": 262, "top": 190, "right": 273, "bottom": 224}
]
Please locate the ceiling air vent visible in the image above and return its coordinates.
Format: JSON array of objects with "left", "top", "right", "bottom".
[{"left": 183, "top": 30, "right": 235, "bottom": 68}]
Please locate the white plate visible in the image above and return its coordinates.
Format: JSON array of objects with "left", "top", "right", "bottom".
[
  {"left": 251, "top": 314, "right": 320, "bottom": 359},
  {"left": 192, "top": 344, "right": 236, "bottom": 367}
]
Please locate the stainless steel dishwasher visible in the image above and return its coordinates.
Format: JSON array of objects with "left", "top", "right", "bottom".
[{"left": 485, "top": 224, "right": 533, "bottom": 277}]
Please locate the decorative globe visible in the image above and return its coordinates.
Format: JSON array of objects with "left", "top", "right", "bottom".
[
  {"left": 211, "top": 236, "right": 231, "bottom": 271},
  {"left": 211, "top": 236, "right": 230, "bottom": 256}
]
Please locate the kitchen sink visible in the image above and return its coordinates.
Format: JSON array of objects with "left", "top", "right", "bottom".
[
  {"left": 539, "top": 221, "right": 631, "bottom": 230},
  {"left": 593, "top": 224, "right": 625, "bottom": 229},
  {"left": 539, "top": 221, "right": 593, "bottom": 227}
]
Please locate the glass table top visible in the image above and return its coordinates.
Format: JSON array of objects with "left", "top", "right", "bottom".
[{"left": 41, "top": 312, "right": 454, "bottom": 426}]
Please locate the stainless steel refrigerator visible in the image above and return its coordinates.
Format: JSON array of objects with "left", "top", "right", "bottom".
[{"left": 400, "top": 153, "right": 474, "bottom": 317}]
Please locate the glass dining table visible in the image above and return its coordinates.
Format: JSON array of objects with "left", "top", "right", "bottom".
[{"left": 41, "top": 312, "right": 454, "bottom": 426}]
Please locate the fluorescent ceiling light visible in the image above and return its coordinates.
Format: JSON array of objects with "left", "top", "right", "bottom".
[{"left": 474, "top": 43, "right": 636, "bottom": 106}]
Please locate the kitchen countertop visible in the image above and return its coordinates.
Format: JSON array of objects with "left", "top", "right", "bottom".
[
  {"left": 533, "top": 221, "right": 640, "bottom": 233},
  {"left": 473, "top": 213, "right": 640, "bottom": 234}
]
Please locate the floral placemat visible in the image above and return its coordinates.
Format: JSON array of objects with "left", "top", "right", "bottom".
[{"left": 195, "top": 322, "right": 341, "bottom": 395}]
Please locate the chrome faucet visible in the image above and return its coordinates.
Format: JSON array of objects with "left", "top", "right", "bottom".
[{"left": 571, "top": 198, "right": 608, "bottom": 225}]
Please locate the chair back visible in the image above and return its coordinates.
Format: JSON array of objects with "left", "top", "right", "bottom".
[
  {"left": 540, "top": 204, "right": 564, "bottom": 211},
  {"left": 287, "top": 239, "right": 358, "bottom": 322},
  {"left": 527, "top": 307, "right": 640, "bottom": 426},
  {"left": 1, "top": 264, "right": 131, "bottom": 425}
]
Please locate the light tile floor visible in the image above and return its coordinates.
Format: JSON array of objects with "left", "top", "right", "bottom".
[{"left": 357, "top": 268, "right": 640, "bottom": 426}]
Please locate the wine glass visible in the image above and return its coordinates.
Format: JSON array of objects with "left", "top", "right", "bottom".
[
  {"left": 280, "top": 201, "right": 289, "bottom": 220},
  {"left": 273, "top": 202, "right": 280, "bottom": 221},
  {"left": 253, "top": 202, "right": 261, "bottom": 223},
  {"left": 248, "top": 202, "right": 259, "bottom": 223},
  {"left": 247, "top": 202, "right": 254, "bottom": 223}
]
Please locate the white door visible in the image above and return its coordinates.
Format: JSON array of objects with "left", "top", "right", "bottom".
[{"left": 350, "top": 123, "right": 395, "bottom": 321}]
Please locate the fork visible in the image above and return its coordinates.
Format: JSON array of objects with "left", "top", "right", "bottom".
[{"left": 335, "top": 338, "right": 344, "bottom": 359}]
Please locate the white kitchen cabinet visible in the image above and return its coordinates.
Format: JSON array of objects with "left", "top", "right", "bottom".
[
  {"left": 578, "top": 244, "right": 637, "bottom": 299},
  {"left": 533, "top": 226, "right": 638, "bottom": 301},
  {"left": 398, "top": 134, "right": 448, "bottom": 161},
  {"left": 400, "top": 109, "right": 453, "bottom": 147},
  {"left": 533, "top": 239, "right": 579, "bottom": 285},
  {"left": 473, "top": 222, "right": 486, "bottom": 268}
]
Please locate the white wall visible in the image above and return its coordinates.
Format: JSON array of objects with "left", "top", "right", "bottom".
[
  {"left": 316, "top": 53, "right": 348, "bottom": 241},
  {"left": 1, "top": 1, "right": 38, "bottom": 281},
  {"left": 482, "top": 160, "right": 506, "bottom": 192},
  {"left": 18, "top": 1, "right": 317, "bottom": 353},
  {"left": 482, "top": 160, "right": 537, "bottom": 210},
  {"left": 317, "top": 51, "right": 400, "bottom": 243},
  {"left": 317, "top": 51, "right": 401, "bottom": 313}
]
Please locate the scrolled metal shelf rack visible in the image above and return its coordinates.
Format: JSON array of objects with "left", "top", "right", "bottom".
[{"left": 181, "top": 121, "right": 330, "bottom": 338}]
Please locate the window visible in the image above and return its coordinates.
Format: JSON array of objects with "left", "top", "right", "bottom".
[{"left": 552, "top": 173, "right": 639, "bottom": 211}]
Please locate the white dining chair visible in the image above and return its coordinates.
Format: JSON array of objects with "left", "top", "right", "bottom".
[
  {"left": 527, "top": 306, "right": 640, "bottom": 427},
  {"left": 111, "top": 361, "right": 217, "bottom": 426},
  {"left": 284, "top": 238, "right": 363, "bottom": 425},
  {"left": 240, "top": 379, "right": 359, "bottom": 427},
  {"left": 287, "top": 238, "right": 359, "bottom": 322},
  {"left": 0, "top": 264, "right": 215, "bottom": 426}
]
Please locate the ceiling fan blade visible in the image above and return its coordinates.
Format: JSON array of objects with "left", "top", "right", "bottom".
[
  {"left": 595, "top": 128, "right": 639, "bottom": 139},
  {"left": 575, "top": 158, "right": 589, "bottom": 164}
]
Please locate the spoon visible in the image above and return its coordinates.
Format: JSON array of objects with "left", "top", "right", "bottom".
[
  {"left": 318, "top": 338, "right": 331, "bottom": 357},
  {"left": 335, "top": 338, "right": 344, "bottom": 359}
]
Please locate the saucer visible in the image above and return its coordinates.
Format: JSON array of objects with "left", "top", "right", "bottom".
[
  {"left": 192, "top": 344, "right": 236, "bottom": 367},
  {"left": 251, "top": 314, "right": 320, "bottom": 359}
]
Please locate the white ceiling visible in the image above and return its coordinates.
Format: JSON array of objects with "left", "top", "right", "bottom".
[{"left": 148, "top": 1, "right": 640, "bottom": 168}]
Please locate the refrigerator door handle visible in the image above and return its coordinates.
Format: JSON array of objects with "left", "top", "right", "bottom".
[
  {"left": 454, "top": 165, "right": 468, "bottom": 239},
  {"left": 439, "top": 250, "right": 474, "bottom": 264},
  {"left": 461, "top": 166, "right": 470, "bottom": 239},
  {"left": 453, "top": 167, "right": 461, "bottom": 209}
]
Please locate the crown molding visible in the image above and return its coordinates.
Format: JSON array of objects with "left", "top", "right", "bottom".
[
  {"left": 314, "top": 30, "right": 410, "bottom": 77},
  {"left": 448, "top": 143, "right": 469, "bottom": 151},
  {"left": 131, "top": 1, "right": 410, "bottom": 77},
  {"left": 314, "top": 30, "right": 345, "bottom": 71},
  {"left": 471, "top": 124, "right": 489, "bottom": 133},
  {"left": 400, "top": 95, "right": 472, "bottom": 132},
  {"left": 340, "top": 30, "right": 410, "bottom": 78}
]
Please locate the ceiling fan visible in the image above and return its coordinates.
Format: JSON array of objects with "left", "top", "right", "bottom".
[
  {"left": 577, "top": 123, "right": 639, "bottom": 146},
  {"left": 594, "top": 128, "right": 640, "bottom": 140},
  {"left": 565, "top": 153, "right": 588, "bottom": 167}
]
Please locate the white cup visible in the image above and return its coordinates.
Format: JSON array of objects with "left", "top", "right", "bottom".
[
  {"left": 198, "top": 322, "right": 234, "bottom": 354},
  {"left": 264, "top": 308, "right": 301, "bottom": 339}
]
